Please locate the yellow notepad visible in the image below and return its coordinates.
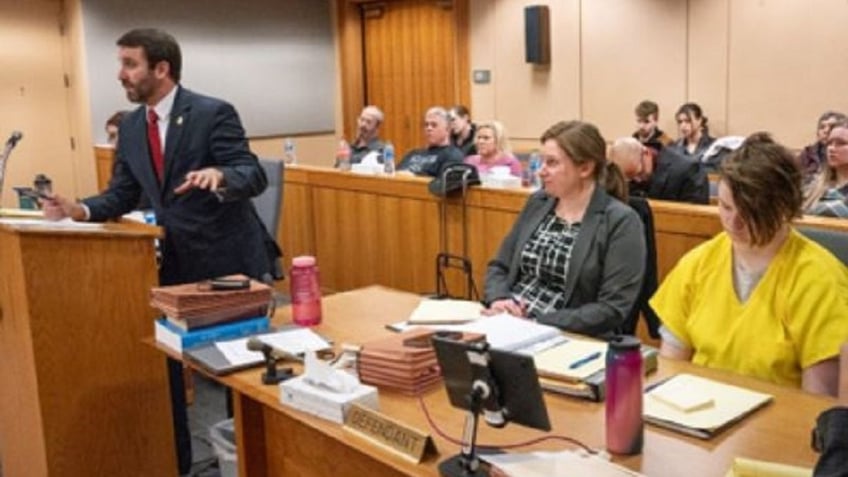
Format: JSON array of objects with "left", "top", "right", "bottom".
[
  {"left": 644, "top": 374, "right": 773, "bottom": 439},
  {"left": 725, "top": 457, "right": 812, "bottom": 477},
  {"left": 533, "top": 338, "right": 608, "bottom": 382}
]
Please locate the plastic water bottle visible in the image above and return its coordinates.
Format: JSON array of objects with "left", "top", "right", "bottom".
[
  {"left": 605, "top": 335, "right": 643, "bottom": 455},
  {"left": 528, "top": 151, "right": 542, "bottom": 190},
  {"left": 383, "top": 142, "right": 396, "bottom": 176},
  {"left": 336, "top": 139, "right": 351, "bottom": 171},
  {"left": 290, "top": 255, "right": 322, "bottom": 326},
  {"left": 283, "top": 138, "right": 298, "bottom": 166}
]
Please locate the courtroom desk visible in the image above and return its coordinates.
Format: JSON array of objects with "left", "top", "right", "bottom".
[
  {"left": 281, "top": 165, "right": 848, "bottom": 304},
  {"left": 208, "top": 286, "right": 832, "bottom": 477}
]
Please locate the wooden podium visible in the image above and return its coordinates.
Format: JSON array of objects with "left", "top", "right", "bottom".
[{"left": 0, "top": 216, "right": 177, "bottom": 476}]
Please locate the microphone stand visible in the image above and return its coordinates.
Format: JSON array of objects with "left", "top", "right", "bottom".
[{"left": 0, "top": 140, "right": 16, "bottom": 205}]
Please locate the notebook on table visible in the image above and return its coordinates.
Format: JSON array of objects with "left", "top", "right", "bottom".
[{"left": 643, "top": 373, "right": 773, "bottom": 439}]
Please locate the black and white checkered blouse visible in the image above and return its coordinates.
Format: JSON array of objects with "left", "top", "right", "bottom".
[{"left": 512, "top": 210, "right": 581, "bottom": 318}]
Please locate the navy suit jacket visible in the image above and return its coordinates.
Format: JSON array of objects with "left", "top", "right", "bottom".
[{"left": 84, "top": 87, "right": 280, "bottom": 285}]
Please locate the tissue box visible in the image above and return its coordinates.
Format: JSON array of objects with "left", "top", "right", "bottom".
[
  {"left": 280, "top": 375, "right": 379, "bottom": 423},
  {"left": 482, "top": 174, "right": 521, "bottom": 189}
]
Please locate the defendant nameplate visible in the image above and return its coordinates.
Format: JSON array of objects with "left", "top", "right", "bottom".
[{"left": 344, "top": 403, "right": 437, "bottom": 463}]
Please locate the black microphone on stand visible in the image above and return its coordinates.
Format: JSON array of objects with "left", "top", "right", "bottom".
[
  {"left": 0, "top": 131, "right": 24, "bottom": 201},
  {"left": 5, "top": 131, "right": 22, "bottom": 149},
  {"left": 246, "top": 337, "right": 295, "bottom": 384}
]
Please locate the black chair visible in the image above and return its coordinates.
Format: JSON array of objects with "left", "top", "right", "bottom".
[
  {"left": 798, "top": 226, "right": 848, "bottom": 266},
  {"left": 252, "top": 158, "right": 285, "bottom": 282},
  {"left": 623, "top": 197, "right": 660, "bottom": 338}
]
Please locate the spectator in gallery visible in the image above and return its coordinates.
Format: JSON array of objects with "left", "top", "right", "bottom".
[
  {"left": 797, "top": 110, "right": 846, "bottom": 184},
  {"left": 463, "top": 120, "right": 522, "bottom": 177},
  {"left": 669, "top": 102, "right": 715, "bottom": 163},
  {"left": 632, "top": 100, "right": 673, "bottom": 154},
  {"left": 397, "top": 106, "right": 465, "bottom": 177},
  {"left": 804, "top": 119, "right": 848, "bottom": 218},
  {"left": 449, "top": 104, "right": 477, "bottom": 156}
]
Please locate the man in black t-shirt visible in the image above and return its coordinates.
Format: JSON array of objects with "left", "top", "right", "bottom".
[{"left": 398, "top": 106, "right": 464, "bottom": 178}]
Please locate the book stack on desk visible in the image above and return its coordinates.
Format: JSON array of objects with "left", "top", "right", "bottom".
[
  {"left": 151, "top": 275, "right": 273, "bottom": 353},
  {"left": 533, "top": 338, "right": 658, "bottom": 402},
  {"left": 358, "top": 329, "right": 483, "bottom": 396}
]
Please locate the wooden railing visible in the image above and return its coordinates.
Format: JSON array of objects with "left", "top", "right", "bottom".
[{"left": 280, "top": 165, "right": 848, "bottom": 297}]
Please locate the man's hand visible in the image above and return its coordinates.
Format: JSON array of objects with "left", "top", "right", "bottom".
[
  {"left": 41, "top": 194, "right": 86, "bottom": 221},
  {"left": 174, "top": 168, "right": 225, "bottom": 195}
]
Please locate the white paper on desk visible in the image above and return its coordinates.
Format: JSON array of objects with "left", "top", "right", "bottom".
[
  {"left": 258, "top": 328, "right": 332, "bottom": 355},
  {"left": 451, "top": 313, "right": 565, "bottom": 354},
  {"left": 407, "top": 297, "right": 484, "bottom": 324},
  {"left": 360, "top": 151, "right": 381, "bottom": 166},
  {"left": 484, "top": 450, "right": 644, "bottom": 477},
  {"left": 0, "top": 217, "right": 105, "bottom": 229},
  {"left": 215, "top": 337, "right": 264, "bottom": 365}
]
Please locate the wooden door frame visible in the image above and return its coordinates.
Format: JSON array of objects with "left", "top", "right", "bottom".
[{"left": 336, "top": 0, "right": 470, "bottom": 141}]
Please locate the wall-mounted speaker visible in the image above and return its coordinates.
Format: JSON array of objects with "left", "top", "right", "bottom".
[{"left": 524, "top": 5, "right": 550, "bottom": 65}]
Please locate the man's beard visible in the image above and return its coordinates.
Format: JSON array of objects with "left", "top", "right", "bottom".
[{"left": 123, "top": 78, "right": 154, "bottom": 104}]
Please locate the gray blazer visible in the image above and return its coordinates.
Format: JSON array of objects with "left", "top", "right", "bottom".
[{"left": 484, "top": 187, "right": 646, "bottom": 337}]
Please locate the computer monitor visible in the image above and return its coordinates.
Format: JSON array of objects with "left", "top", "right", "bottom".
[{"left": 433, "top": 336, "right": 551, "bottom": 477}]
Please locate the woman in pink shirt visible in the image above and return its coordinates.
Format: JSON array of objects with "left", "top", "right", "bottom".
[{"left": 464, "top": 120, "right": 523, "bottom": 177}]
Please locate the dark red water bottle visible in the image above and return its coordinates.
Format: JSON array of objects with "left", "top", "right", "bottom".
[
  {"left": 605, "top": 335, "right": 643, "bottom": 455},
  {"left": 290, "top": 255, "right": 322, "bottom": 326}
]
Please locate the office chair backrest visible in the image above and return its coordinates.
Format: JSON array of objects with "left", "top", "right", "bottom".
[
  {"left": 253, "top": 158, "right": 285, "bottom": 281},
  {"left": 253, "top": 158, "right": 285, "bottom": 238},
  {"left": 798, "top": 226, "right": 848, "bottom": 266},
  {"left": 624, "top": 197, "right": 660, "bottom": 339}
]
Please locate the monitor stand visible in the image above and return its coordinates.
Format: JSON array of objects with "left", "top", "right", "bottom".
[{"left": 439, "top": 383, "right": 489, "bottom": 477}]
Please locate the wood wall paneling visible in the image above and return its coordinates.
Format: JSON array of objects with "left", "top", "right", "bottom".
[{"left": 580, "top": 0, "right": 688, "bottom": 140}]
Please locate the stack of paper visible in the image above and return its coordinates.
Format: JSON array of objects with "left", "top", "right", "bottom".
[
  {"left": 452, "top": 313, "right": 565, "bottom": 354},
  {"left": 407, "top": 297, "right": 483, "bottom": 324},
  {"left": 644, "top": 373, "right": 773, "bottom": 439},
  {"left": 483, "top": 450, "right": 644, "bottom": 477},
  {"left": 150, "top": 274, "right": 272, "bottom": 330},
  {"left": 358, "top": 329, "right": 483, "bottom": 395}
]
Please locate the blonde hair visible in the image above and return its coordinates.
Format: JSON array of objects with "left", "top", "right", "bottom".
[
  {"left": 804, "top": 121, "right": 848, "bottom": 210},
  {"left": 475, "top": 120, "right": 512, "bottom": 155}
]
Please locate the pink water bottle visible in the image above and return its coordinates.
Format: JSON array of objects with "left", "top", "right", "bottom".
[
  {"left": 605, "top": 335, "right": 643, "bottom": 455},
  {"left": 290, "top": 255, "right": 322, "bottom": 326}
]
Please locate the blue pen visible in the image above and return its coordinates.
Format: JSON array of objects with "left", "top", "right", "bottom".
[{"left": 568, "top": 351, "right": 602, "bottom": 370}]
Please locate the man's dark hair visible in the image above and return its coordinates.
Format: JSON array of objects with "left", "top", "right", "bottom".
[
  {"left": 117, "top": 28, "right": 182, "bottom": 82},
  {"left": 635, "top": 100, "right": 659, "bottom": 120}
]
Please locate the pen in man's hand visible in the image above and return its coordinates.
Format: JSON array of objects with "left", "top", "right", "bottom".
[{"left": 568, "top": 351, "right": 603, "bottom": 370}]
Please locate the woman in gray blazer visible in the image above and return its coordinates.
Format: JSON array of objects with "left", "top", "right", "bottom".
[{"left": 484, "top": 120, "right": 646, "bottom": 337}]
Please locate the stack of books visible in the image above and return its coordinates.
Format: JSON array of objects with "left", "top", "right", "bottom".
[
  {"left": 358, "top": 329, "right": 482, "bottom": 396},
  {"left": 152, "top": 275, "right": 273, "bottom": 353},
  {"left": 533, "top": 338, "right": 658, "bottom": 402}
]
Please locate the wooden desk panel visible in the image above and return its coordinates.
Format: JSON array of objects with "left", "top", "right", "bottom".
[
  {"left": 0, "top": 222, "right": 175, "bottom": 477},
  {"left": 280, "top": 165, "right": 848, "bottom": 301},
  {"left": 218, "top": 286, "right": 830, "bottom": 477}
]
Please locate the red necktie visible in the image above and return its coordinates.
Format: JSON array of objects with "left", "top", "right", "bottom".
[{"left": 147, "top": 109, "right": 164, "bottom": 182}]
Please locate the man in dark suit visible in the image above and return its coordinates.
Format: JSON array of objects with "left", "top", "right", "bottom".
[
  {"left": 609, "top": 137, "right": 709, "bottom": 204},
  {"left": 43, "top": 28, "right": 280, "bottom": 474}
]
